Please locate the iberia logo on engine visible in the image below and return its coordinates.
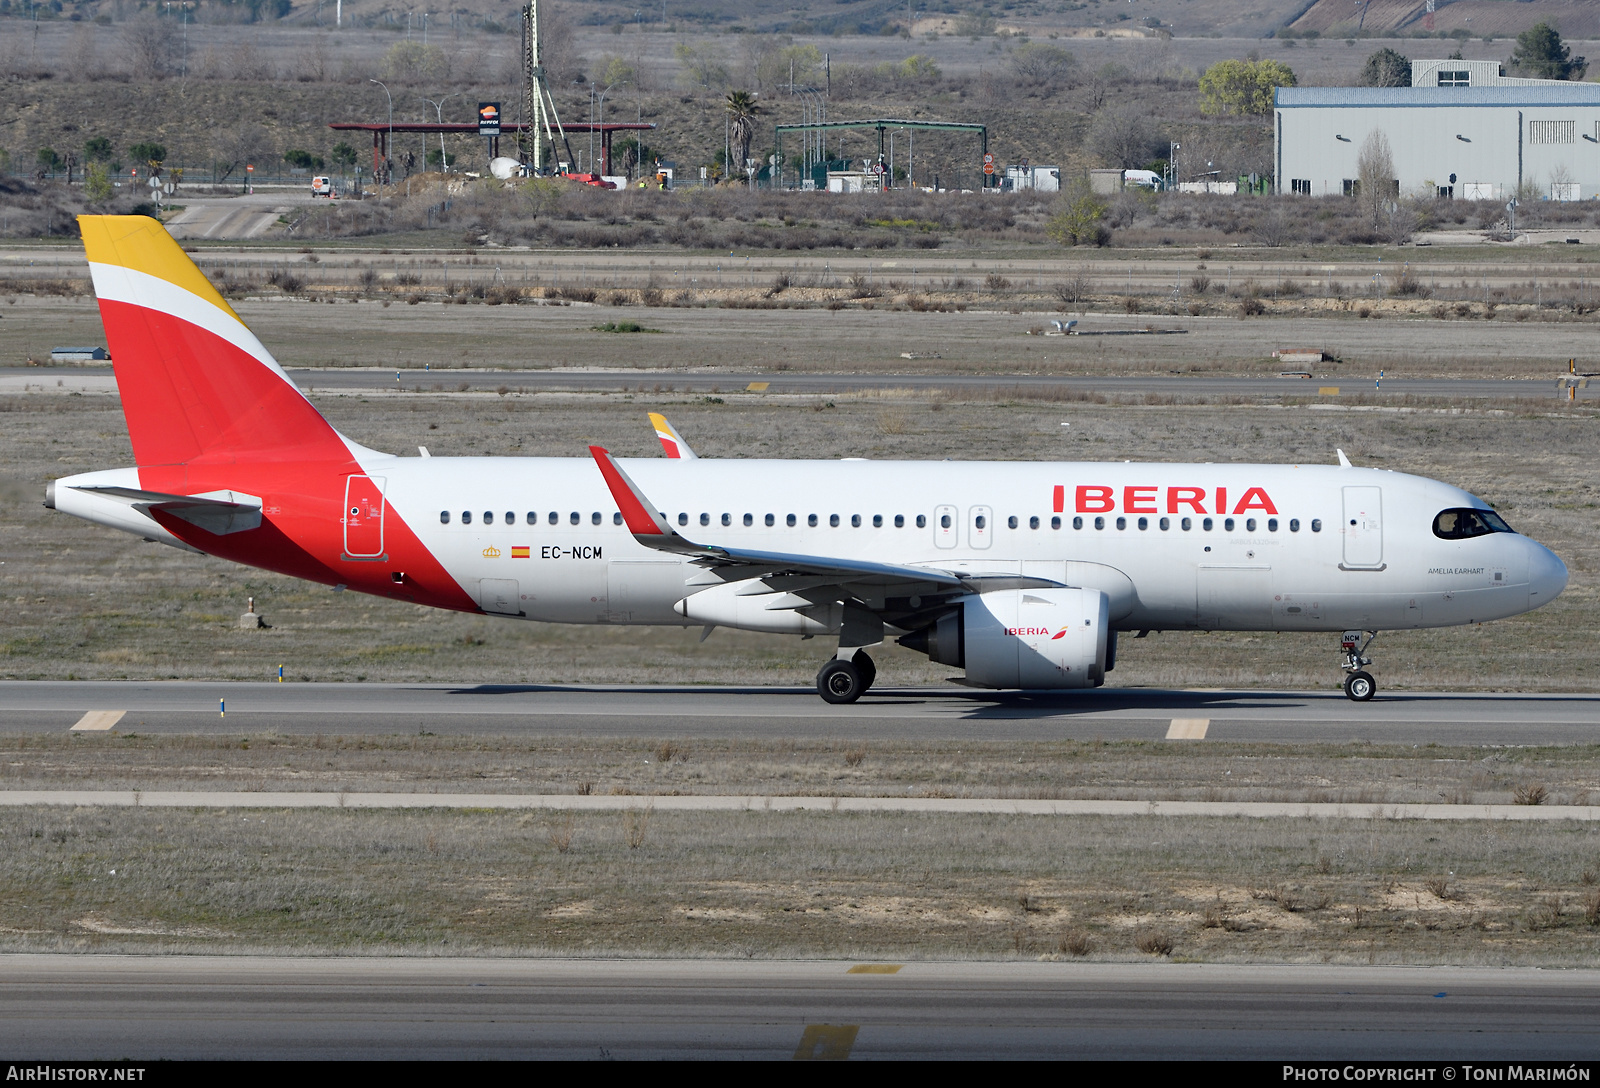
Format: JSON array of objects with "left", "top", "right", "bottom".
[{"left": 1005, "top": 627, "right": 1073, "bottom": 639}]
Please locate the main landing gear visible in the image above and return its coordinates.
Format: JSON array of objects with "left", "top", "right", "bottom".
[
  {"left": 1340, "top": 630, "right": 1378, "bottom": 702},
  {"left": 817, "top": 651, "right": 876, "bottom": 705},
  {"left": 816, "top": 604, "right": 884, "bottom": 704}
]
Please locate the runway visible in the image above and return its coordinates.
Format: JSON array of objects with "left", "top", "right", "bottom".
[
  {"left": 293, "top": 367, "right": 1588, "bottom": 402},
  {"left": 2, "top": 957, "right": 1596, "bottom": 1059},
  {"left": 4, "top": 682, "right": 1599, "bottom": 744},
  {"left": 1, "top": 367, "right": 1590, "bottom": 403}
]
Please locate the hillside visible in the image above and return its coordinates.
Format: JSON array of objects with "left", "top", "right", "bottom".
[{"left": 1288, "top": 0, "right": 1600, "bottom": 40}]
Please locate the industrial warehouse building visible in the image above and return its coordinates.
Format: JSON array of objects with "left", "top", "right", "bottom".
[{"left": 1275, "top": 65, "right": 1600, "bottom": 201}]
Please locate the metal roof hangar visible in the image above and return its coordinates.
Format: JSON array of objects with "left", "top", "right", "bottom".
[{"left": 1275, "top": 82, "right": 1600, "bottom": 201}]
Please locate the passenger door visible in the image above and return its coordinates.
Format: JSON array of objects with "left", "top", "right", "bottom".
[
  {"left": 342, "top": 475, "right": 385, "bottom": 558},
  {"left": 1342, "top": 486, "right": 1384, "bottom": 569}
]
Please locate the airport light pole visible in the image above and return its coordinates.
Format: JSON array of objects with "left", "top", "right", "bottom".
[
  {"left": 596, "top": 79, "right": 628, "bottom": 178},
  {"left": 420, "top": 93, "right": 462, "bottom": 172},
  {"left": 370, "top": 79, "right": 394, "bottom": 191}
]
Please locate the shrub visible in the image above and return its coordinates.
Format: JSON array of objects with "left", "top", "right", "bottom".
[
  {"left": 1514, "top": 782, "right": 1549, "bottom": 806},
  {"left": 1135, "top": 929, "right": 1173, "bottom": 956},
  {"left": 1059, "top": 931, "right": 1093, "bottom": 956}
]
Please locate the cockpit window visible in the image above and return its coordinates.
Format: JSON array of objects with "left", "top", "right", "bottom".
[{"left": 1433, "top": 507, "right": 1514, "bottom": 540}]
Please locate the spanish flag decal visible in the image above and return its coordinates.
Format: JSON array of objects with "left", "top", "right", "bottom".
[{"left": 512, "top": 546, "right": 531, "bottom": 558}]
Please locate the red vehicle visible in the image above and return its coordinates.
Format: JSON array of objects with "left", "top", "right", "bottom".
[{"left": 561, "top": 172, "right": 616, "bottom": 189}]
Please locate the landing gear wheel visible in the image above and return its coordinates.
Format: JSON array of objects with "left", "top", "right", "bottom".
[
  {"left": 817, "top": 658, "right": 866, "bottom": 704},
  {"left": 1343, "top": 670, "right": 1377, "bottom": 702},
  {"left": 852, "top": 651, "right": 877, "bottom": 692}
]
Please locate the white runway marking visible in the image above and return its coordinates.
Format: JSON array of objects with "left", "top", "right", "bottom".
[
  {"left": 69, "top": 710, "right": 125, "bottom": 732},
  {"left": 1166, "top": 717, "right": 1210, "bottom": 739}
]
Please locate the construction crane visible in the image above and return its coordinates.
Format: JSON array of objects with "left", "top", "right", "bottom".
[{"left": 521, "top": 0, "right": 576, "bottom": 174}]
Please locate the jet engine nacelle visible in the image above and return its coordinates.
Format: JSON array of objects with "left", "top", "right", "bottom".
[{"left": 900, "top": 588, "right": 1110, "bottom": 689}]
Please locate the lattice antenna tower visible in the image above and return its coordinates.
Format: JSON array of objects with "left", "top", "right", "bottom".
[{"left": 521, "top": 0, "right": 572, "bottom": 172}]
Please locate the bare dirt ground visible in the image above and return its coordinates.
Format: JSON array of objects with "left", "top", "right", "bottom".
[{"left": 3, "top": 805, "right": 1597, "bottom": 963}]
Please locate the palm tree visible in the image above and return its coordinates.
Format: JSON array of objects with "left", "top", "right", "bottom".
[{"left": 725, "top": 90, "right": 760, "bottom": 177}]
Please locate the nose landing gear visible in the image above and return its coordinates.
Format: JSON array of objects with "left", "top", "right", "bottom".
[{"left": 1340, "top": 630, "right": 1378, "bottom": 701}]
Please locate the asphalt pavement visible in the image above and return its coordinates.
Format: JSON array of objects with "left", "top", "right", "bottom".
[
  {"left": 296, "top": 367, "right": 1585, "bottom": 401},
  {"left": 2, "top": 366, "right": 1590, "bottom": 402},
  {"left": 4, "top": 681, "right": 1599, "bottom": 744},
  {"left": 3, "top": 956, "right": 1596, "bottom": 1060}
]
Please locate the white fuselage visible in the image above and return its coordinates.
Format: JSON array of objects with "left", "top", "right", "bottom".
[{"left": 369, "top": 456, "right": 1566, "bottom": 634}]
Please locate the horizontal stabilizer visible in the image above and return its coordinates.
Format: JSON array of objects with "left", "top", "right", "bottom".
[{"left": 71, "top": 485, "right": 263, "bottom": 536}]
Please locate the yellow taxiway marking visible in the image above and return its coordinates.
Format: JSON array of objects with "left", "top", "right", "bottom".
[
  {"left": 846, "top": 964, "right": 903, "bottom": 974},
  {"left": 1318, "top": 386, "right": 1340, "bottom": 396},
  {"left": 793, "top": 1024, "right": 859, "bottom": 1061},
  {"left": 745, "top": 381, "right": 770, "bottom": 392},
  {"left": 1166, "top": 718, "right": 1210, "bottom": 740},
  {"left": 70, "top": 711, "right": 125, "bottom": 732}
]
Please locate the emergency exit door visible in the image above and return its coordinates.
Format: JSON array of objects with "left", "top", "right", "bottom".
[
  {"left": 343, "top": 475, "right": 386, "bottom": 558},
  {"left": 1341, "top": 486, "right": 1383, "bottom": 569}
]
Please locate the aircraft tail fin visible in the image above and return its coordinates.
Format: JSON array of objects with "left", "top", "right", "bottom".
[
  {"left": 79, "top": 215, "right": 347, "bottom": 468},
  {"left": 648, "top": 412, "right": 699, "bottom": 459}
]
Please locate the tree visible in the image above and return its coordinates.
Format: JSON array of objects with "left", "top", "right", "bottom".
[
  {"left": 725, "top": 90, "right": 760, "bottom": 175},
  {"left": 83, "top": 137, "right": 113, "bottom": 162},
  {"left": 128, "top": 142, "right": 167, "bottom": 166},
  {"left": 1007, "top": 42, "right": 1077, "bottom": 87},
  {"left": 1198, "top": 59, "right": 1297, "bottom": 117},
  {"left": 1045, "top": 180, "right": 1110, "bottom": 247},
  {"left": 1088, "top": 107, "right": 1163, "bottom": 170},
  {"left": 284, "top": 149, "right": 325, "bottom": 171},
  {"left": 36, "top": 148, "right": 62, "bottom": 177},
  {"left": 1359, "top": 48, "right": 1411, "bottom": 87},
  {"left": 673, "top": 41, "right": 730, "bottom": 90},
  {"left": 121, "top": 12, "right": 177, "bottom": 79},
  {"left": 1508, "top": 21, "right": 1586, "bottom": 80},
  {"left": 1356, "top": 130, "right": 1395, "bottom": 226},
  {"left": 755, "top": 43, "right": 822, "bottom": 91},
  {"left": 85, "top": 162, "right": 113, "bottom": 204},
  {"left": 330, "top": 143, "right": 358, "bottom": 175},
  {"left": 598, "top": 55, "right": 636, "bottom": 87},
  {"left": 381, "top": 41, "right": 449, "bottom": 84}
]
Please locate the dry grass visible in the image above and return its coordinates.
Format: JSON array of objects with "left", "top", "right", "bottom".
[
  {"left": 3, "top": 806, "right": 1598, "bottom": 963},
  {"left": 8, "top": 734, "right": 1600, "bottom": 806}
]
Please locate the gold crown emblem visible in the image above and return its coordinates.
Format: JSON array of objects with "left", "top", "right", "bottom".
[{"left": 482, "top": 546, "right": 501, "bottom": 558}]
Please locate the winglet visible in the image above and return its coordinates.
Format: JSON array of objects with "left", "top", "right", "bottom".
[
  {"left": 1336, "top": 448, "right": 1353, "bottom": 468},
  {"left": 648, "top": 413, "right": 699, "bottom": 459}
]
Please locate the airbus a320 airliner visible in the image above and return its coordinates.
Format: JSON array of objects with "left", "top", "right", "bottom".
[{"left": 48, "top": 216, "right": 1568, "bottom": 703}]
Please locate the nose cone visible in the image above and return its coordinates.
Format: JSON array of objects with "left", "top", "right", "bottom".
[{"left": 1527, "top": 541, "right": 1569, "bottom": 608}]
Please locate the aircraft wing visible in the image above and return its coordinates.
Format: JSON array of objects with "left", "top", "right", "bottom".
[
  {"left": 648, "top": 412, "right": 698, "bottom": 459},
  {"left": 69, "top": 485, "right": 263, "bottom": 536},
  {"left": 588, "top": 446, "right": 963, "bottom": 591}
]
